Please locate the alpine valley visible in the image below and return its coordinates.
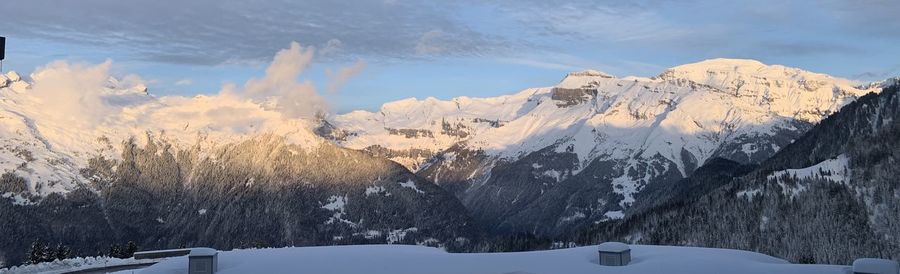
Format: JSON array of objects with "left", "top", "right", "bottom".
[{"left": 1, "top": 57, "right": 897, "bottom": 267}]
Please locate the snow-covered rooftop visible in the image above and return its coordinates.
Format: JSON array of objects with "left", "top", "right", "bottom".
[
  {"left": 852, "top": 258, "right": 899, "bottom": 274},
  {"left": 135, "top": 245, "right": 852, "bottom": 274},
  {"left": 598, "top": 242, "right": 630, "bottom": 253},
  {"left": 189, "top": 248, "right": 218, "bottom": 257}
]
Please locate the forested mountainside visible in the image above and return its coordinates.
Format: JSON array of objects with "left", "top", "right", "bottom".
[
  {"left": 333, "top": 59, "right": 876, "bottom": 235},
  {"left": 0, "top": 135, "right": 475, "bottom": 267},
  {"left": 574, "top": 82, "right": 900, "bottom": 264}
]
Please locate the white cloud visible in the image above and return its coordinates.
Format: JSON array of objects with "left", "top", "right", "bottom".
[
  {"left": 232, "top": 41, "right": 327, "bottom": 119},
  {"left": 326, "top": 60, "right": 366, "bottom": 93},
  {"left": 174, "top": 78, "right": 193, "bottom": 86},
  {"left": 0, "top": 1, "right": 505, "bottom": 64},
  {"left": 0, "top": 40, "right": 368, "bottom": 159},
  {"left": 28, "top": 60, "right": 123, "bottom": 127},
  {"left": 497, "top": 58, "right": 583, "bottom": 71},
  {"left": 319, "top": 39, "right": 344, "bottom": 57}
]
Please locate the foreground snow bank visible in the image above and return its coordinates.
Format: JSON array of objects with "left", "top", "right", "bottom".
[
  {"left": 0, "top": 256, "right": 156, "bottom": 274},
  {"left": 138, "top": 245, "right": 850, "bottom": 274}
]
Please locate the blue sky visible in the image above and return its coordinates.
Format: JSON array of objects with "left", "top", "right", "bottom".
[{"left": 2, "top": 0, "right": 899, "bottom": 113}]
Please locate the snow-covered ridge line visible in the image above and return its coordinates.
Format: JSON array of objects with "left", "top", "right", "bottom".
[
  {"left": 0, "top": 58, "right": 884, "bottom": 203},
  {"left": 329, "top": 58, "right": 881, "bottom": 226},
  {"left": 335, "top": 58, "right": 877, "bottom": 165}
]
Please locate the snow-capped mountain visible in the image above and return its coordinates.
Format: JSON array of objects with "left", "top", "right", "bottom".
[
  {"left": 330, "top": 58, "right": 879, "bottom": 234},
  {"left": 0, "top": 57, "right": 889, "bottom": 267},
  {"left": 0, "top": 60, "right": 475, "bottom": 267},
  {"left": 582, "top": 81, "right": 900, "bottom": 264}
]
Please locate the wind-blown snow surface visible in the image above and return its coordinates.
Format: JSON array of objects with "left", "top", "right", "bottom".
[
  {"left": 332, "top": 58, "right": 879, "bottom": 232},
  {"left": 136, "top": 245, "right": 849, "bottom": 274}
]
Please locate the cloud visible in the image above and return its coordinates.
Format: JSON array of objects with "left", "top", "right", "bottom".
[
  {"left": 229, "top": 41, "right": 327, "bottom": 119},
  {"left": 3, "top": 0, "right": 896, "bottom": 82},
  {"left": 319, "top": 39, "right": 344, "bottom": 57},
  {"left": 528, "top": 4, "right": 692, "bottom": 43},
  {"left": 850, "top": 64, "right": 900, "bottom": 82},
  {"left": 0, "top": 0, "right": 507, "bottom": 65},
  {"left": 24, "top": 42, "right": 338, "bottom": 130},
  {"left": 496, "top": 58, "right": 583, "bottom": 71},
  {"left": 415, "top": 30, "right": 450, "bottom": 55},
  {"left": 174, "top": 78, "right": 193, "bottom": 86},
  {"left": 14, "top": 42, "right": 345, "bottom": 147},
  {"left": 27, "top": 60, "right": 124, "bottom": 127},
  {"left": 820, "top": 0, "right": 900, "bottom": 36},
  {"left": 326, "top": 60, "right": 366, "bottom": 93}
]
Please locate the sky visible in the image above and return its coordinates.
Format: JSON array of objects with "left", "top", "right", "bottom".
[{"left": 2, "top": 0, "right": 899, "bottom": 113}]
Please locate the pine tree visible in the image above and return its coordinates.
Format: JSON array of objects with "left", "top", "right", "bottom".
[
  {"left": 39, "top": 243, "right": 55, "bottom": 263},
  {"left": 123, "top": 241, "right": 138, "bottom": 258},
  {"left": 108, "top": 244, "right": 121, "bottom": 258},
  {"left": 27, "top": 239, "right": 46, "bottom": 265},
  {"left": 54, "top": 243, "right": 71, "bottom": 261}
]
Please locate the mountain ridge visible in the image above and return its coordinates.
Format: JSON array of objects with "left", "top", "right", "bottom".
[
  {"left": 329, "top": 58, "right": 880, "bottom": 234},
  {"left": 0, "top": 58, "right": 891, "bottom": 266}
]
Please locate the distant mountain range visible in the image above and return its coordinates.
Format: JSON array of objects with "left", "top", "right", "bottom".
[
  {"left": 330, "top": 58, "right": 877, "bottom": 235},
  {"left": 0, "top": 59, "right": 895, "bottom": 267},
  {"left": 576, "top": 81, "right": 900, "bottom": 264}
]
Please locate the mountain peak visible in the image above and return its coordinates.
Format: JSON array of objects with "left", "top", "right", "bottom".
[
  {"left": 857, "top": 76, "right": 900, "bottom": 90},
  {"left": 673, "top": 58, "right": 767, "bottom": 70},
  {"left": 557, "top": 69, "right": 615, "bottom": 89},
  {"left": 661, "top": 58, "right": 775, "bottom": 79},
  {"left": 661, "top": 58, "right": 834, "bottom": 81},
  {"left": 566, "top": 69, "right": 615, "bottom": 78},
  {"left": 657, "top": 58, "right": 869, "bottom": 94}
]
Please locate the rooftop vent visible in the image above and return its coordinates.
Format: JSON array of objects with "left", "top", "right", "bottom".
[
  {"left": 189, "top": 248, "right": 218, "bottom": 274},
  {"left": 598, "top": 242, "right": 631, "bottom": 266}
]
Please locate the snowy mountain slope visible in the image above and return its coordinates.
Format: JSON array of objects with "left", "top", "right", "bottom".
[
  {"left": 0, "top": 55, "right": 890, "bottom": 267},
  {"left": 332, "top": 87, "right": 542, "bottom": 169},
  {"left": 134, "top": 244, "right": 851, "bottom": 274},
  {"left": 0, "top": 51, "right": 476, "bottom": 266},
  {"left": 0, "top": 65, "right": 324, "bottom": 197},
  {"left": 331, "top": 58, "right": 879, "bottom": 234},
  {"left": 580, "top": 82, "right": 900, "bottom": 264}
]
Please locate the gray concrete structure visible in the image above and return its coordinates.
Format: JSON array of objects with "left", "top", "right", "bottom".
[
  {"left": 134, "top": 248, "right": 192, "bottom": 259},
  {"left": 598, "top": 242, "right": 631, "bottom": 266},
  {"left": 852, "top": 258, "right": 899, "bottom": 274},
  {"left": 188, "top": 248, "right": 218, "bottom": 274}
]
